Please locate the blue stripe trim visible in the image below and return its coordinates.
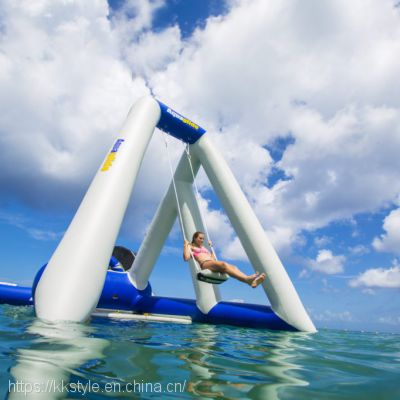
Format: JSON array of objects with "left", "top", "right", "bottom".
[{"left": 156, "top": 100, "right": 206, "bottom": 144}]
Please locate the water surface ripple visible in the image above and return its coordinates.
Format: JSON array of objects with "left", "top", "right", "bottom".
[{"left": 1, "top": 305, "right": 399, "bottom": 399}]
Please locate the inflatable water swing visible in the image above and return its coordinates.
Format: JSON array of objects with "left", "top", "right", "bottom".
[{"left": 0, "top": 97, "right": 316, "bottom": 332}]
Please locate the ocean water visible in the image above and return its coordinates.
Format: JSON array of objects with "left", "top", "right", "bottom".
[{"left": 1, "top": 304, "right": 399, "bottom": 399}]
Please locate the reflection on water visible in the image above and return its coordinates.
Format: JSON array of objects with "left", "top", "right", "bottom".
[
  {"left": 90, "top": 318, "right": 192, "bottom": 395},
  {"left": 179, "top": 324, "right": 225, "bottom": 397},
  {"left": 6, "top": 315, "right": 311, "bottom": 399},
  {"left": 246, "top": 332, "right": 310, "bottom": 400},
  {"left": 176, "top": 324, "right": 309, "bottom": 399},
  {"left": 2, "top": 306, "right": 399, "bottom": 400},
  {"left": 9, "top": 318, "right": 109, "bottom": 399}
]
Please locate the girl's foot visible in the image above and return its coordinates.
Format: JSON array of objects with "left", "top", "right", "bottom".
[
  {"left": 245, "top": 272, "right": 260, "bottom": 286},
  {"left": 251, "top": 273, "right": 266, "bottom": 288}
]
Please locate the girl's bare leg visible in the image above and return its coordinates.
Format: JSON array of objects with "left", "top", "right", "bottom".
[{"left": 202, "top": 261, "right": 259, "bottom": 285}]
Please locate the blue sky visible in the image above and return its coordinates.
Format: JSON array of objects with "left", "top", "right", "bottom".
[{"left": 0, "top": 0, "right": 399, "bottom": 333}]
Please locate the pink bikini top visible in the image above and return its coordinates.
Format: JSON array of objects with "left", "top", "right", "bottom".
[{"left": 191, "top": 246, "right": 211, "bottom": 257}]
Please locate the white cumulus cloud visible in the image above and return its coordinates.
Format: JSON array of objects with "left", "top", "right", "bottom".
[
  {"left": 349, "top": 265, "right": 400, "bottom": 288},
  {"left": 149, "top": 0, "right": 400, "bottom": 258},
  {"left": 2, "top": 0, "right": 400, "bottom": 258},
  {"left": 308, "top": 249, "right": 346, "bottom": 275},
  {"left": 372, "top": 208, "right": 400, "bottom": 255}
]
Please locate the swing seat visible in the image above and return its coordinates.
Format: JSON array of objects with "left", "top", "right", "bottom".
[{"left": 197, "top": 269, "right": 229, "bottom": 284}]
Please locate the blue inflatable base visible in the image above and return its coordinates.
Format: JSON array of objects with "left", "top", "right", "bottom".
[{"left": 0, "top": 269, "right": 296, "bottom": 331}]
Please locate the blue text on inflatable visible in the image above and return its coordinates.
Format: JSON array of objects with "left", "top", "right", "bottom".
[
  {"left": 156, "top": 100, "right": 206, "bottom": 144},
  {"left": 101, "top": 138, "right": 125, "bottom": 172}
]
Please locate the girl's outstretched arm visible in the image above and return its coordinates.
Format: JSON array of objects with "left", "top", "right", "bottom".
[
  {"left": 208, "top": 240, "right": 217, "bottom": 260},
  {"left": 183, "top": 239, "right": 191, "bottom": 261}
]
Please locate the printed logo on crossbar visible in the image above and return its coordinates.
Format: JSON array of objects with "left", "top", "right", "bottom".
[{"left": 166, "top": 108, "right": 199, "bottom": 130}]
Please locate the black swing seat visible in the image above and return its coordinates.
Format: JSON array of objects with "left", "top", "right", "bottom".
[{"left": 197, "top": 269, "right": 229, "bottom": 284}]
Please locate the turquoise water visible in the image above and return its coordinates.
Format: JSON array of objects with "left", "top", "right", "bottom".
[{"left": 1, "top": 304, "right": 399, "bottom": 399}]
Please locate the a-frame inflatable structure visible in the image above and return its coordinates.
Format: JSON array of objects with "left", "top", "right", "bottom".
[{"left": 29, "top": 97, "right": 316, "bottom": 332}]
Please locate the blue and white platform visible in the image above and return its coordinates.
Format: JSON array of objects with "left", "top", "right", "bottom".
[{"left": 0, "top": 267, "right": 295, "bottom": 331}]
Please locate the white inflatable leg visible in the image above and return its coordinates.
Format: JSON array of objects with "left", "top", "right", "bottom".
[
  {"left": 176, "top": 180, "right": 221, "bottom": 312},
  {"left": 128, "top": 150, "right": 197, "bottom": 289},
  {"left": 128, "top": 183, "right": 177, "bottom": 290},
  {"left": 34, "top": 96, "right": 161, "bottom": 323},
  {"left": 192, "top": 136, "right": 316, "bottom": 332},
  {"left": 130, "top": 150, "right": 221, "bottom": 313}
]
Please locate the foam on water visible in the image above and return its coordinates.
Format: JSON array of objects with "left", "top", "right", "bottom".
[{"left": 1, "top": 304, "right": 399, "bottom": 399}]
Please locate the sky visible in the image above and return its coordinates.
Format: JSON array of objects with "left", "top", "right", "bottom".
[{"left": 0, "top": 0, "right": 399, "bottom": 333}]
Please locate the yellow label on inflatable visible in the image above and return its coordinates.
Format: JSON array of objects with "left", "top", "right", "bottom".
[{"left": 101, "top": 139, "right": 125, "bottom": 172}]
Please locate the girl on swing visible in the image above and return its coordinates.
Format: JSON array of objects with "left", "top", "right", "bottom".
[{"left": 183, "top": 231, "right": 266, "bottom": 288}]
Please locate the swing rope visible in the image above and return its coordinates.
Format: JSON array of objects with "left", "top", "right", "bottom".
[
  {"left": 162, "top": 133, "right": 203, "bottom": 275},
  {"left": 163, "top": 134, "right": 228, "bottom": 284},
  {"left": 182, "top": 143, "right": 217, "bottom": 260},
  {"left": 162, "top": 132, "right": 187, "bottom": 242}
]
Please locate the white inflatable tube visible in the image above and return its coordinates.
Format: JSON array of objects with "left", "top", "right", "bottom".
[
  {"left": 128, "top": 151, "right": 196, "bottom": 289},
  {"left": 192, "top": 136, "right": 317, "bottom": 333},
  {"left": 176, "top": 180, "right": 221, "bottom": 312},
  {"left": 130, "top": 150, "right": 221, "bottom": 313},
  {"left": 34, "top": 96, "right": 161, "bottom": 323}
]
